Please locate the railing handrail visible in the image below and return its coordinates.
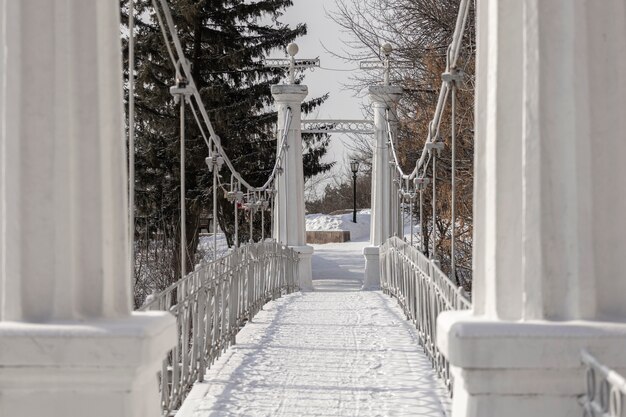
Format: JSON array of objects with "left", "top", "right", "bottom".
[
  {"left": 581, "top": 350, "right": 626, "bottom": 417},
  {"left": 383, "top": 236, "right": 470, "bottom": 304},
  {"left": 140, "top": 240, "right": 299, "bottom": 415},
  {"left": 380, "top": 236, "right": 470, "bottom": 392}
]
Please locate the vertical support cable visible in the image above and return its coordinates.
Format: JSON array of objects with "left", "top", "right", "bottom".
[
  {"left": 432, "top": 154, "right": 437, "bottom": 260},
  {"left": 409, "top": 190, "right": 414, "bottom": 246},
  {"left": 276, "top": 178, "right": 281, "bottom": 243},
  {"left": 234, "top": 182, "right": 239, "bottom": 247},
  {"left": 451, "top": 83, "right": 457, "bottom": 282},
  {"left": 213, "top": 152, "right": 218, "bottom": 257},
  {"left": 128, "top": 0, "right": 136, "bottom": 282},
  {"left": 400, "top": 197, "right": 404, "bottom": 240},
  {"left": 180, "top": 96, "right": 187, "bottom": 279},
  {"left": 261, "top": 193, "right": 265, "bottom": 241},
  {"left": 249, "top": 194, "right": 254, "bottom": 243},
  {"left": 399, "top": 180, "right": 403, "bottom": 238},
  {"left": 270, "top": 189, "right": 275, "bottom": 240},
  {"left": 278, "top": 157, "right": 289, "bottom": 245},
  {"left": 419, "top": 189, "right": 424, "bottom": 252}
]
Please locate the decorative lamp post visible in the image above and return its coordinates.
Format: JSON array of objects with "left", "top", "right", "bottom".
[{"left": 350, "top": 160, "right": 360, "bottom": 223}]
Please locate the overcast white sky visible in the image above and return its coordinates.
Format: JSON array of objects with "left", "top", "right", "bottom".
[{"left": 271, "top": 0, "right": 376, "bottom": 191}]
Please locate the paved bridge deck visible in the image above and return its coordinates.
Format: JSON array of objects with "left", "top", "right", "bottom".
[{"left": 178, "top": 240, "right": 450, "bottom": 417}]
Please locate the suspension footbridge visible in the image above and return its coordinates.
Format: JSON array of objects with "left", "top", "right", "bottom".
[
  {"left": 2, "top": 1, "right": 626, "bottom": 417},
  {"left": 175, "top": 240, "right": 450, "bottom": 417}
]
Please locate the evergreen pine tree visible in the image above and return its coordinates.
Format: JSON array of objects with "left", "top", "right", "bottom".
[{"left": 122, "top": 0, "right": 333, "bottom": 304}]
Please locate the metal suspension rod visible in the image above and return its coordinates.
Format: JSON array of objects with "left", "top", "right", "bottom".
[
  {"left": 213, "top": 154, "right": 218, "bottom": 257},
  {"left": 270, "top": 190, "right": 275, "bottom": 240},
  {"left": 249, "top": 194, "right": 254, "bottom": 243},
  {"left": 180, "top": 97, "right": 186, "bottom": 279},
  {"left": 400, "top": 198, "right": 405, "bottom": 240},
  {"left": 234, "top": 182, "right": 239, "bottom": 247},
  {"left": 451, "top": 83, "right": 457, "bottom": 282},
  {"left": 128, "top": 0, "right": 136, "bottom": 282},
  {"left": 419, "top": 190, "right": 424, "bottom": 252},
  {"left": 261, "top": 194, "right": 265, "bottom": 241},
  {"left": 432, "top": 154, "right": 437, "bottom": 260},
  {"left": 155, "top": 0, "right": 293, "bottom": 194},
  {"left": 276, "top": 181, "right": 281, "bottom": 243},
  {"left": 390, "top": 160, "right": 395, "bottom": 237},
  {"left": 410, "top": 192, "right": 414, "bottom": 246},
  {"left": 399, "top": 187, "right": 403, "bottom": 237}
]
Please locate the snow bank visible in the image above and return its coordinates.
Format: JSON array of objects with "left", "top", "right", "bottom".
[
  {"left": 198, "top": 233, "right": 230, "bottom": 262},
  {"left": 306, "top": 209, "right": 371, "bottom": 241}
]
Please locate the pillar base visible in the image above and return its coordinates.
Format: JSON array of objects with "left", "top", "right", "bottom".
[
  {"left": 362, "top": 246, "right": 380, "bottom": 290},
  {"left": 438, "top": 311, "right": 626, "bottom": 417},
  {"left": 291, "top": 245, "right": 314, "bottom": 291},
  {"left": 0, "top": 312, "right": 175, "bottom": 417}
]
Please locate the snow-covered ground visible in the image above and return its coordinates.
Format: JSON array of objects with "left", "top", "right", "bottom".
[
  {"left": 197, "top": 232, "right": 230, "bottom": 262},
  {"left": 178, "top": 233, "right": 451, "bottom": 417},
  {"left": 306, "top": 209, "right": 420, "bottom": 244},
  {"left": 306, "top": 209, "right": 371, "bottom": 241}
]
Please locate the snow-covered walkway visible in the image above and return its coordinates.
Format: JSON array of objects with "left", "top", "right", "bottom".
[{"left": 178, "top": 239, "right": 450, "bottom": 417}]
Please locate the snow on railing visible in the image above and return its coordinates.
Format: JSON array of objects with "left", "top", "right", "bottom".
[
  {"left": 581, "top": 350, "right": 626, "bottom": 417},
  {"left": 140, "top": 241, "right": 299, "bottom": 416},
  {"left": 380, "top": 237, "right": 470, "bottom": 392}
]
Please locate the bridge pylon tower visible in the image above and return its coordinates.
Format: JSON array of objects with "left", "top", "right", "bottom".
[
  {"left": 362, "top": 45, "right": 405, "bottom": 290},
  {"left": 269, "top": 44, "right": 317, "bottom": 291},
  {"left": 438, "top": 2, "right": 626, "bottom": 416},
  {"left": 0, "top": 2, "right": 176, "bottom": 416}
]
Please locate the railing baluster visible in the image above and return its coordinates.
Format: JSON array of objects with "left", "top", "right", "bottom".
[
  {"left": 379, "top": 236, "right": 471, "bottom": 396},
  {"left": 138, "top": 242, "right": 301, "bottom": 414}
]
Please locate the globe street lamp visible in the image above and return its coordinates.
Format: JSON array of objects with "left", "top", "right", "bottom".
[{"left": 350, "top": 160, "right": 360, "bottom": 223}]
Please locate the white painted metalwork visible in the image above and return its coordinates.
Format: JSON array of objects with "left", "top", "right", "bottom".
[
  {"left": 140, "top": 241, "right": 299, "bottom": 415},
  {"left": 360, "top": 44, "right": 414, "bottom": 86},
  {"left": 128, "top": 0, "right": 136, "bottom": 283},
  {"left": 301, "top": 119, "right": 375, "bottom": 134},
  {"left": 380, "top": 237, "right": 470, "bottom": 391},
  {"left": 152, "top": 0, "right": 290, "bottom": 196},
  {"left": 265, "top": 57, "right": 320, "bottom": 85},
  {"left": 581, "top": 351, "right": 626, "bottom": 417}
]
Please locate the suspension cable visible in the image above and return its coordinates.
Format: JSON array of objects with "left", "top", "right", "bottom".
[
  {"left": 261, "top": 191, "right": 266, "bottom": 241},
  {"left": 128, "top": 0, "right": 136, "bottom": 282},
  {"left": 212, "top": 148, "right": 218, "bottom": 256},
  {"left": 154, "top": 0, "right": 289, "bottom": 195},
  {"left": 382, "top": 0, "right": 471, "bottom": 184},
  {"left": 431, "top": 150, "right": 437, "bottom": 260},
  {"left": 151, "top": 0, "right": 179, "bottom": 77},
  {"left": 180, "top": 94, "right": 187, "bottom": 279},
  {"left": 143, "top": 0, "right": 299, "bottom": 263},
  {"left": 419, "top": 188, "right": 424, "bottom": 252},
  {"left": 409, "top": 185, "right": 414, "bottom": 246},
  {"left": 411, "top": 0, "right": 471, "bottom": 178},
  {"left": 451, "top": 82, "right": 457, "bottom": 282}
]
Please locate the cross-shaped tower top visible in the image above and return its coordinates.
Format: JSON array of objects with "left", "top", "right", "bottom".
[
  {"left": 360, "top": 43, "right": 414, "bottom": 86},
  {"left": 265, "top": 43, "right": 320, "bottom": 84}
]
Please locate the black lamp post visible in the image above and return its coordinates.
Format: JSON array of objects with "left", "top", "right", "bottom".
[{"left": 350, "top": 160, "right": 360, "bottom": 223}]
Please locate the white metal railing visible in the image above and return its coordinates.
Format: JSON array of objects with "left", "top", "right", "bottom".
[
  {"left": 581, "top": 350, "right": 626, "bottom": 417},
  {"left": 380, "top": 237, "right": 470, "bottom": 392},
  {"left": 140, "top": 241, "right": 299, "bottom": 416}
]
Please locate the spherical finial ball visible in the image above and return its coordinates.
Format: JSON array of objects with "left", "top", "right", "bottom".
[
  {"left": 381, "top": 43, "right": 393, "bottom": 56},
  {"left": 287, "top": 43, "right": 299, "bottom": 57}
]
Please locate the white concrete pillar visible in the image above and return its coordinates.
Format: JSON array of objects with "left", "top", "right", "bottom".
[
  {"left": 363, "top": 86, "right": 402, "bottom": 290},
  {"left": 438, "top": 1, "right": 626, "bottom": 416},
  {"left": 0, "top": 1, "right": 175, "bottom": 416},
  {"left": 271, "top": 84, "right": 313, "bottom": 291}
]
